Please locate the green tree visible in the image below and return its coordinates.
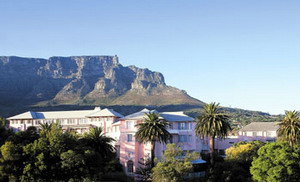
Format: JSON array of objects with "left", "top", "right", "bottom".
[
  {"left": 226, "top": 141, "right": 265, "bottom": 166},
  {"left": 250, "top": 142, "right": 300, "bottom": 182},
  {"left": 207, "top": 160, "right": 250, "bottom": 182},
  {"left": 135, "top": 157, "right": 152, "bottom": 182},
  {"left": 152, "top": 144, "right": 197, "bottom": 182},
  {"left": 0, "top": 117, "right": 6, "bottom": 128},
  {"left": 0, "top": 141, "right": 23, "bottom": 181},
  {"left": 277, "top": 110, "right": 300, "bottom": 147},
  {"left": 195, "top": 102, "right": 231, "bottom": 165},
  {"left": 21, "top": 122, "right": 69, "bottom": 181},
  {"left": 83, "top": 127, "right": 115, "bottom": 161},
  {"left": 0, "top": 118, "right": 13, "bottom": 146},
  {"left": 135, "top": 113, "right": 171, "bottom": 168},
  {"left": 0, "top": 123, "right": 120, "bottom": 181},
  {"left": 208, "top": 141, "right": 265, "bottom": 182},
  {"left": 9, "top": 126, "right": 39, "bottom": 145}
]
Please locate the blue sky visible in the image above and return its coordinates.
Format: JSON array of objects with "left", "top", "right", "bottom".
[{"left": 1, "top": 0, "right": 300, "bottom": 114}]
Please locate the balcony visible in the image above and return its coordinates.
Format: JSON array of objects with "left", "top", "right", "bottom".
[{"left": 167, "top": 129, "right": 179, "bottom": 134}]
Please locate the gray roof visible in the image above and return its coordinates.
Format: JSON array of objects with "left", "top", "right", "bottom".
[
  {"left": 7, "top": 107, "right": 123, "bottom": 120},
  {"left": 7, "top": 111, "right": 37, "bottom": 120},
  {"left": 121, "top": 108, "right": 158, "bottom": 120},
  {"left": 239, "top": 122, "right": 280, "bottom": 132},
  {"left": 122, "top": 109, "right": 193, "bottom": 122},
  {"left": 160, "top": 112, "right": 194, "bottom": 122},
  {"left": 86, "top": 108, "right": 124, "bottom": 118}
]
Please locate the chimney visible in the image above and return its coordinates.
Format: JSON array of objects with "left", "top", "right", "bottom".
[{"left": 94, "top": 107, "right": 101, "bottom": 111}]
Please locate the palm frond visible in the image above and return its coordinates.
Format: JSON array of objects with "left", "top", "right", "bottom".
[
  {"left": 135, "top": 113, "right": 171, "bottom": 144},
  {"left": 195, "top": 102, "right": 231, "bottom": 139}
]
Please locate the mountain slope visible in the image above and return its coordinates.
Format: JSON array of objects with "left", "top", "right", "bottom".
[{"left": 0, "top": 55, "right": 204, "bottom": 116}]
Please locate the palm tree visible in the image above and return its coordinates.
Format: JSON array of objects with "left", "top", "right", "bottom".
[
  {"left": 84, "top": 127, "right": 115, "bottom": 160},
  {"left": 277, "top": 110, "right": 300, "bottom": 147},
  {"left": 195, "top": 102, "right": 231, "bottom": 165},
  {"left": 40, "top": 122, "right": 52, "bottom": 131},
  {"left": 135, "top": 113, "right": 171, "bottom": 168}
]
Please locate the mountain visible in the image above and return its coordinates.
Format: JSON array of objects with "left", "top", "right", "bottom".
[
  {"left": 0, "top": 55, "right": 204, "bottom": 116},
  {"left": 0, "top": 55, "right": 281, "bottom": 125}
]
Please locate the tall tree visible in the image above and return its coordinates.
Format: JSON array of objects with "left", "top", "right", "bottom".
[
  {"left": 277, "top": 110, "right": 300, "bottom": 147},
  {"left": 83, "top": 127, "right": 115, "bottom": 161},
  {"left": 195, "top": 102, "right": 231, "bottom": 165},
  {"left": 135, "top": 113, "right": 171, "bottom": 168}
]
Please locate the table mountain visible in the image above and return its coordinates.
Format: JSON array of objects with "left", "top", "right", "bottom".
[{"left": 0, "top": 55, "right": 203, "bottom": 112}]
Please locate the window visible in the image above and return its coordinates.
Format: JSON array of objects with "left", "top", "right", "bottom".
[
  {"left": 127, "top": 134, "right": 133, "bottom": 142},
  {"left": 127, "top": 152, "right": 134, "bottom": 158},
  {"left": 179, "top": 123, "right": 187, "bottom": 130},
  {"left": 80, "top": 119, "right": 87, "bottom": 124},
  {"left": 178, "top": 122, "right": 191, "bottom": 130},
  {"left": 188, "top": 135, "right": 192, "bottom": 142},
  {"left": 67, "top": 119, "right": 75, "bottom": 124},
  {"left": 179, "top": 135, "right": 192, "bottom": 142},
  {"left": 267, "top": 131, "right": 275, "bottom": 137},
  {"left": 127, "top": 160, "right": 134, "bottom": 173},
  {"left": 246, "top": 132, "right": 253, "bottom": 136},
  {"left": 126, "top": 121, "right": 134, "bottom": 129}
]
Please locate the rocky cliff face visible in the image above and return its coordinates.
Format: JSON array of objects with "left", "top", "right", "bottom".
[{"left": 0, "top": 56, "right": 203, "bottom": 108}]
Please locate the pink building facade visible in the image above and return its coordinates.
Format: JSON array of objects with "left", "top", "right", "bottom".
[
  {"left": 118, "top": 108, "right": 203, "bottom": 175},
  {"left": 215, "top": 122, "right": 279, "bottom": 154}
]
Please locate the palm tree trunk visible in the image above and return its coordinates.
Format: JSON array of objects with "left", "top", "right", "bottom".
[
  {"left": 210, "top": 136, "right": 215, "bottom": 166},
  {"left": 151, "top": 141, "right": 156, "bottom": 168}
]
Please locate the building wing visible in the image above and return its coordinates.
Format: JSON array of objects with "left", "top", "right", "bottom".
[{"left": 239, "top": 122, "right": 280, "bottom": 132}]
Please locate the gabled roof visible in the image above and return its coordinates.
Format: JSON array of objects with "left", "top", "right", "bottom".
[
  {"left": 36, "top": 110, "right": 95, "bottom": 119},
  {"left": 121, "top": 108, "right": 158, "bottom": 120},
  {"left": 160, "top": 112, "right": 194, "bottom": 122},
  {"left": 7, "top": 107, "right": 123, "bottom": 120},
  {"left": 87, "top": 108, "right": 124, "bottom": 118},
  {"left": 239, "top": 122, "right": 280, "bottom": 132},
  {"left": 122, "top": 109, "right": 193, "bottom": 122},
  {"left": 7, "top": 111, "right": 37, "bottom": 120}
]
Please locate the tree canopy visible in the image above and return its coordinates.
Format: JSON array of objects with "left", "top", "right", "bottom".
[
  {"left": 0, "top": 124, "right": 119, "bottom": 181},
  {"left": 226, "top": 141, "right": 265, "bottom": 164},
  {"left": 277, "top": 110, "right": 300, "bottom": 147},
  {"left": 195, "top": 102, "right": 231, "bottom": 165},
  {"left": 208, "top": 141, "right": 264, "bottom": 182},
  {"left": 152, "top": 144, "right": 198, "bottom": 182},
  {"left": 135, "top": 112, "right": 171, "bottom": 168},
  {"left": 250, "top": 142, "right": 300, "bottom": 182}
]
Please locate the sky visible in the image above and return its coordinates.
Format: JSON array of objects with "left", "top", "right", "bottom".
[{"left": 0, "top": 0, "right": 300, "bottom": 114}]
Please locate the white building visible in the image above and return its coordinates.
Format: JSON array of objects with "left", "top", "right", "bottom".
[
  {"left": 216, "top": 122, "right": 280, "bottom": 153},
  {"left": 7, "top": 107, "right": 123, "bottom": 143}
]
